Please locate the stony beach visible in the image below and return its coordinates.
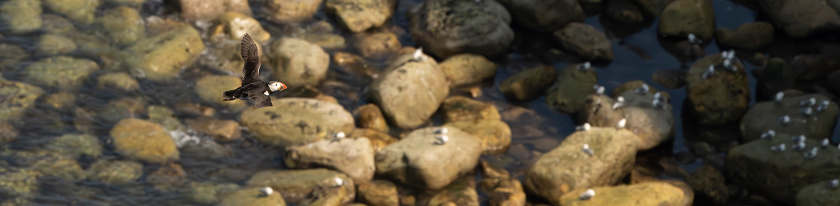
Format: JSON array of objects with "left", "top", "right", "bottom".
[{"left": 0, "top": 0, "right": 839, "bottom": 205}]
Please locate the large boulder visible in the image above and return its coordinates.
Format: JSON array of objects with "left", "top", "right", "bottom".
[
  {"left": 685, "top": 52, "right": 750, "bottom": 125},
  {"left": 557, "top": 182, "right": 689, "bottom": 205},
  {"left": 246, "top": 169, "right": 355, "bottom": 205},
  {"left": 758, "top": 0, "right": 840, "bottom": 38},
  {"left": 264, "top": 0, "right": 323, "bottom": 22},
  {"left": 553, "top": 23, "right": 614, "bottom": 61},
  {"left": 123, "top": 25, "right": 205, "bottom": 81},
  {"left": 407, "top": 0, "right": 514, "bottom": 59},
  {"left": 657, "top": 0, "right": 715, "bottom": 40},
  {"left": 325, "top": 0, "right": 397, "bottom": 32},
  {"left": 546, "top": 63, "right": 598, "bottom": 114},
  {"left": 369, "top": 52, "right": 449, "bottom": 129},
  {"left": 740, "top": 94, "right": 838, "bottom": 142},
  {"left": 239, "top": 98, "right": 355, "bottom": 147},
  {"left": 268, "top": 38, "right": 330, "bottom": 87},
  {"left": 284, "top": 138, "right": 376, "bottom": 183},
  {"left": 495, "top": 0, "right": 584, "bottom": 32},
  {"left": 579, "top": 88, "right": 675, "bottom": 150}
]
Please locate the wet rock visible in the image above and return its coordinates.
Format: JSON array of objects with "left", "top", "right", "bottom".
[
  {"left": 123, "top": 25, "right": 205, "bottom": 81},
  {"left": 284, "top": 138, "right": 376, "bottom": 183},
  {"left": 97, "top": 72, "right": 139, "bottom": 91},
  {"left": 199, "top": 39, "right": 265, "bottom": 75},
  {"left": 264, "top": 0, "right": 323, "bottom": 22},
  {"left": 23, "top": 56, "right": 98, "bottom": 89},
  {"left": 610, "top": 81, "right": 661, "bottom": 98},
  {"left": 102, "top": 6, "right": 145, "bottom": 45},
  {"left": 557, "top": 182, "right": 688, "bottom": 205},
  {"left": 174, "top": 102, "right": 217, "bottom": 117},
  {"left": 186, "top": 118, "right": 241, "bottom": 142},
  {"left": 759, "top": 0, "right": 840, "bottom": 38},
  {"left": 685, "top": 52, "right": 750, "bottom": 125},
  {"left": 357, "top": 180, "right": 399, "bottom": 206},
  {"left": 180, "top": 138, "right": 234, "bottom": 159},
  {"left": 829, "top": 71, "right": 840, "bottom": 95},
  {"left": 444, "top": 120, "right": 511, "bottom": 155},
  {"left": 105, "top": 0, "right": 145, "bottom": 7},
  {"left": 0, "top": 0, "right": 42, "bottom": 34},
  {"left": 546, "top": 63, "right": 598, "bottom": 114},
  {"left": 635, "top": 0, "right": 675, "bottom": 16},
  {"left": 7, "top": 150, "right": 87, "bottom": 181},
  {"left": 268, "top": 38, "right": 330, "bottom": 87},
  {"left": 354, "top": 103, "right": 389, "bottom": 133},
  {"left": 725, "top": 136, "right": 840, "bottom": 204},
  {"left": 605, "top": 0, "right": 646, "bottom": 23},
  {"left": 687, "top": 164, "right": 729, "bottom": 204},
  {"left": 45, "top": 134, "right": 102, "bottom": 158},
  {"left": 301, "top": 33, "right": 347, "bottom": 50},
  {"left": 86, "top": 159, "right": 143, "bottom": 185},
  {"left": 580, "top": 90, "right": 675, "bottom": 150},
  {"left": 524, "top": 127, "right": 638, "bottom": 205},
  {"left": 422, "top": 177, "right": 479, "bottom": 206},
  {"left": 369, "top": 52, "right": 449, "bottom": 129},
  {"left": 439, "top": 54, "right": 498, "bottom": 87},
  {"left": 43, "top": 0, "right": 100, "bottom": 24},
  {"left": 246, "top": 169, "right": 355, "bottom": 205},
  {"left": 147, "top": 163, "right": 188, "bottom": 191},
  {"left": 407, "top": 0, "right": 514, "bottom": 59},
  {"left": 213, "top": 11, "right": 271, "bottom": 43},
  {"left": 35, "top": 34, "right": 77, "bottom": 56},
  {"left": 479, "top": 161, "right": 526, "bottom": 206},
  {"left": 43, "top": 92, "right": 76, "bottom": 111},
  {"left": 500, "top": 65, "right": 557, "bottom": 101},
  {"left": 194, "top": 75, "right": 249, "bottom": 111},
  {"left": 0, "top": 43, "right": 26, "bottom": 69},
  {"left": 796, "top": 179, "right": 840, "bottom": 206},
  {"left": 715, "top": 22, "right": 774, "bottom": 50},
  {"left": 178, "top": 0, "right": 252, "bottom": 21},
  {"left": 326, "top": 0, "right": 397, "bottom": 32},
  {"left": 790, "top": 45, "right": 840, "bottom": 81},
  {"left": 740, "top": 94, "right": 838, "bottom": 142},
  {"left": 496, "top": 0, "right": 584, "bottom": 32},
  {"left": 441, "top": 96, "right": 501, "bottom": 122},
  {"left": 110, "top": 119, "right": 180, "bottom": 164},
  {"left": 652, "top": 69, "right": 687, "bottom": 89},
  {"left": 0, "top": 168, "right": 40, "bottom": 197},
  {"left": 218, "top": 186, "right": 287, "bottom": 206},
  {"left": 186, "top": 182, "right": 240, "bottom": 205},
  {"left": 754, "top": 58, "right": 794, "bottom": 97},
  {"left": 0, "top": 122, "right": 16, "bottom": 144},
  {"left": 97, "top": 97, "right": 147, "bottom": 124},
  {"left": 553, "top": 23, "right": 614, "bottom": 61},
  {"left": 354, "top": 32, "right": 401, "bottom": 59},
  {"left": 658, "top": 0, "right": 715, "bottom": 40},
  {"left": 41, "top": 14, "right": 76, "bottom": 34},
  {"left": 0, "top": 80, "right": 45, "bottom": 123},
  {"left": 349, "top": 128, "right": 398, "bottom": 152},
  {"left": 69, "top": 31, "right": 118, "bottom": 57},
  {"left": 240, "top": 98, "right": 355, "bottom": 147},
  {"left": 151, "top": 104, "right": 189, "bottom": 131},
  {"left": 375, "top": 126, "right": 482, "bottom": 190}
]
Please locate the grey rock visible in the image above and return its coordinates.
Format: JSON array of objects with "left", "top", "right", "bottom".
[
  {"left": 284, "top": 138, "right": 376, "bottom": 183},
  {"left": 421, "top": 177, "right": 479, "bottom": 206},
  {"left": 194, "top": 75, "right": 249, "bottom": 111},
  {"left": 246, "top": 169, "right": 355, "bottom": 205},
  {"left": 796, "top": 179, "right": 840, "bottom": 206},
  {"left": 634, "top": 0, "right": 675, "bottom": 16},
  {"left": 740, "top": 94, "right": 838, "bottom": 142},
  {"left": 407, "top": 0, "right": 514, "bottom": 59},
  {"left": 354, "top": 103, "right": 389, "bottom": 133},
  {"left": 579, "top": 89, "right": 675, "bottom": 150},
  {"left": 326, "top": 0, "right": 397, "bottom": 32},
  {"left": 353, "top": 32, "right": 401, "bottom": 59},
  {"left": 715, "top": 22, "right": 774, "bottom": 50},
  {"left": 239, "top": 98, "right": 355, "bottom": 147},
  {"left": 369, "top": 52, "right": 449, "bottom": 129},
  {"left": 759, "top": 0, "right": 840, "bottom": 38},
  {"left": 7, "top": 150, "right": 87, "bottom": 182},
  {"left": 214, "top": 11, "right": 271, "bottom": 43},
  {"left": 97, "top": 72, "right": 139, "bottom": 92},
  {"left": 553, "top": 22, "right": 614, "bottom": 61},
  {"left": 269, "top": 38, "right": 330, "bottom": 87}
]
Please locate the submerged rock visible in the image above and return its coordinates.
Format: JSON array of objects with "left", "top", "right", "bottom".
[
  {"left": 123, "top": 25, "right": 205, "bottom": 81},
  {"left": 499, "top": 65, "right": 557, "bottom": 102},
  {"left": 524, "top": 127, "right": 638, "bottom": 205},
  {"left": 35, "top": 34, "right": 77, "bottom": 56},
  {"left": 284, "top": 138, "right": 376, "bottom": 183},
  {"left": 0, "top": 80, "right": 44, "bottom": 123},
  {"left": 496, "top": 0, "right": 584, "bottom": 32},
  {"left": 441, "top": 96, "right": 501, "bottom": 122},
  {"left": 422, "top": 177, "right": 479, "bottom": 206},
  {"left": 479, "top": 161, "right": 526, "bottom": 206},
  {"left": 796, "top": 179, "right": 840, "bottom": 206},
  {"left": 102, "top": 6, "right": 145, "bottom": 45},
  {"left": 45, "top": 133, "right": 102, "bottom": 158},
  {"left": 268, "top": 38, "right": 330, "bottom": 87},
  {"left": 198, "top": 38, "right": 265, "bottom": 75},
  {"left": 186, "top": 118, "right": 241, "bottom": 142},
  {"left": 86, "top": 159, "right": 143, "bottom": 185},
  {"left": 635, "top": 0, "right": 675, "bottom": 16},
  {"left": 264, "top": 0, "right": 323, "bottom": 22},
  {"left": 246, "top": 169, "right": 355, "bottom": 205},
  {"left": 214, "top": 11, "right": 271, "bottom": 43},
  {"left": 439, "top": 54, "right": 498, "bottom": 87},
  {"left": 685, "top": 52, "right": 750, "bottom": 125},
  {"left": 687, "top": 164, "right": 729, "bottom": 204},
  {"left": 790, "top": 45, "right": 840, "bottom": 81},
  {"left": 652, "top": 69, "right": 687, "bottom": 89},
  {"left": 714, "top": 22, "right": 774, "bottom": 50},
  {"left": 375, "top": 126, "right": 482, "bottom": 190},
  {"left": 240, "top": 98, "right": 355, "bottom": 147},
  {"left": 558, "top": 182, "right": 689, "bottom": 205},
  {"left": 370, "top": 52, "right": 449, "bottom": 129},
  {"left": 43, "top": 0, "right": 100, "bottom": 24},
  {"left": 187, "top": 182, "right": 240, "bottom": 205},
  {"left": 110, "top": 119, "right": 180, "bottom": 164},
  {"left": 658, "top": 0, "right": 715, "bottom": 40},
  {"left": 326, "top": 0, "right": 397, "bottom": 32},
  {"left": 194, "top": 75, "right": 249, "bottom": 111},
  {"left": 7, "top": 150, "right": 87, "bottom": 182},
  {"left": 353, "top": 103, "right": 389, "bottom": 133},
  {"left": 0, "top": 0, "right": 42, "bottom": 34},
  {"left": 553, "top": 23, "right": 614, "bottom": 61},
  {"left": 0, "top": 121, "right": 17, "bottom": 144},
  {"left": 407, "top": 0, "right": 514, "bottom": 59},
  {"left": 97, "top": 72, "right": 140, "bottom": 91},
  {"left": 354, "top": 32, "right": 402, "bottom": 59},
  {"left": 23, "top": 56, "right": 98, "bottom": 89},
  {"left": 546, "top": 63, "right": 598, "bottom": 114},
  {"left": 726, "top": 136, "right": 840, "bottom": 204},
  {"left": 759, "top": 0, "right": 840, "bottom": 38},
  {"left": 178, "top": 0, "right": 252, "bottom": 21},
  {"left": 0, "top": 168, "right": 41, "bottom": 197},
  {"left": 740, "top": 94, "right": 838, "bottom": 142},
  {"left": 218, "top": 186, "right": 287, "bottom": 206}
]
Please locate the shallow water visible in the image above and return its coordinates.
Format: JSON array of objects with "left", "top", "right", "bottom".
[{"left": 2, "top": 0, "right": 840, "bottom": 205}]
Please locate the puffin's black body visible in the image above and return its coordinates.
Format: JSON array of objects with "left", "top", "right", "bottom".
[{"left": 222, "top": 33, "right": 286, "bottom": 108}]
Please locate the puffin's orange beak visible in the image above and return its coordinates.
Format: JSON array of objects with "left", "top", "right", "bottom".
[{"left": 279, "top": 82, "right": 287, "bottom": 91}]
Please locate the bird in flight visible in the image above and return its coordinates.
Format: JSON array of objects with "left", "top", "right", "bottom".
[{"left": 222, "top": 33, "right": 287, "bottom": 108}]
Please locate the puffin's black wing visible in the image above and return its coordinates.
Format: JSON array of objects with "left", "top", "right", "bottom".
[
  {"left": 251, "top": 93, "right": 273, "bottom": 108},
  {"left": 240, "top": 33, "right": 262, "bottom": 86}
]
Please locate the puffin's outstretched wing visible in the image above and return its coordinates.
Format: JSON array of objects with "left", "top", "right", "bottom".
[
  {"left": 251, "top": 93, "right": 273, "bottom": 108},
  {"left": 240, "top": 33, "right": 262, "bottom": 86}
]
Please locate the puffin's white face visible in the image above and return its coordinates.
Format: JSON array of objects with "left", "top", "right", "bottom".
[{"left": 268, "top": 81, "right": 287, "bottom": 92}]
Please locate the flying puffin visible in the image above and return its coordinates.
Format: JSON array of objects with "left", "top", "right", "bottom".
[{"left": 222, "top": 33, "right": 287, "bottom": 108}]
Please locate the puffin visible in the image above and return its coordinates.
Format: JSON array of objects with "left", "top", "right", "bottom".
[{"left": 222, "top": 33, "right": 287, "bottom": 108}]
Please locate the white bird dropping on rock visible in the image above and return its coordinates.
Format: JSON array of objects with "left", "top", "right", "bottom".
[
  {"left": 829, "top": 179, "right": 840, "bottom": 189},
  {"left": 333, "top": 177, "right": 344, "bottom": 187},
  {"left": 760, "top": 130, "right": 775, "bottom": 139},
  {"left": 434, "top": 135, "right": 448, "bottom": 145},
  {"left": 413, "top": 47, "right": 424, "bottom": 61},
  {"left": 616, "top": 118, "right": 627, "bottom": 129},
  {"left": 702, "top": 65, "right": 715, "bottom": 79},
  {"left": 774, "top": 92, "right": 784, "bottom": 102},
  {"left": 259, "top": 187, "right": 273, "bottom": 196},
  {"left": 434, "top": 127, "right": 448, "bottom": 134},
  {"left": 635, "top": 84, "right": 649, "bottom": 94},
  {"left": 576, "top": 123, "right": 591, "bottom": 131},
  {"left": 801, "top": 97, "right": 817, "bottom": 107},
  {"left": 612, "top": 97, "right": 625, "bottom": 110},
  {"left": 688, "top": 33, "right": 702, "bottom": 44},
  {"left": 594, "top": 85, "right": 605, "bottom": 95},
  {"left": 580, "top": 189, "right": 596, "bottom": 200},
  {"left": 577, "top": 62, "right": 591, "bottom": 70},
  {"left": 780, "top": 115, "right": 791, "bottom": 125},
  {"left": 771, "top": 143, "right": 786, "bottom": 152},
  {"left": 822, "top": 138, "right": 830, "bottom": 148},
  {"left": 582, "top": 144, "right": 594, "bottom": 156},
  {"left": 334, "top": 132, "right": 346, "bottom": 139},
  {"left": 804, "top": 147, "right": 818, "bottom": 159},
  {"left": 817, "top": 100, "right": 830, "bottom": 112}
]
